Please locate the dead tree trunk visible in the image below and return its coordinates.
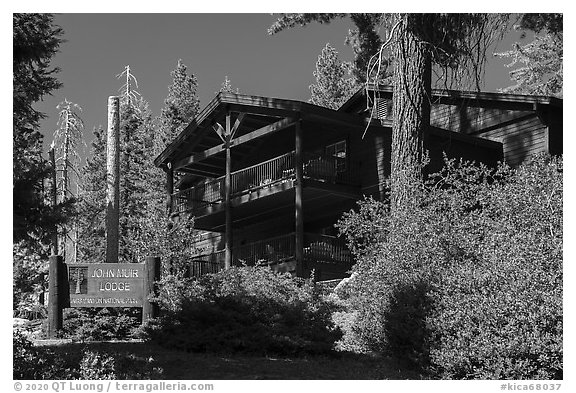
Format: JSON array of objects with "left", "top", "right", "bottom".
[
  {"left": 49, "top": 148, "right": 58, "bottom": 256},
  {"left": 60, "top": 119, "right": 70, "bottom": 261},
  {"left": 106, "top": 96, "right": 120, "bottom": 263},
  {"left": 390, "top": 15, "right": 432, "bottom": 212}
]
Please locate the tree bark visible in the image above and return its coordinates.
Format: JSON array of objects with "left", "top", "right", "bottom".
[
  {"left": 390, "top": 15, "right": 432, "bottom": 211},
  {"left": 106, "top": 96, "right": 120, "bottom": 263}
]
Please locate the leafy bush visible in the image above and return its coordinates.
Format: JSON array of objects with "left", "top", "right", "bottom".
[
  {"left": 337, "top": 154, "right": 562, "bottom": 379},
  {"left": 13, "top": 331, "right": 162, "bottom": 379},
  {"left": 78, "top": 351, "right": 117, "bottom": 379},
  {"left": 13, "top": 242, "right": 47, "bottom": 317},
  {"left": 13, "top": 330, "right": 68, "bottom": 379},
  {"left": 63, "top": 307, "right": 141, "bottom": 341},
  {"left": 142, "top": 266, "right": 342, "bottom": 355}
]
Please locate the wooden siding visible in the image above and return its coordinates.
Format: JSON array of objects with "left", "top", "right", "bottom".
[
  {"left": 429, "top": 103, "right": 551, "bottom": 166},
  {"left": 430, "top": 104, "right": 534, "bottom": 135},
  {"left": 426, "top": 128, "right": 503, "bottom": 174},
  {"left": 353, "top": 126, "right": 391, "bottom": 200},
  {"left": 348, "top": 124, "right": 502, "bottom": 199},
  {"left": 474, "top": 115, "right": 547, "bottom": 167}
]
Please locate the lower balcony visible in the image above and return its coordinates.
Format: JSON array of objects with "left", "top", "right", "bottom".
[{"left": 189, "top": 232, "right": 353, "bottom": 280}]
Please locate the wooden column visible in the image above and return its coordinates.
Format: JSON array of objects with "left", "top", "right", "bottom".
[
  {"left": 224, "top": 114, "right": 233, "bottom": 270},
  {"left": 105, "top": 96, "right": 120, "bottom": 264},
  {"left": 165, "top": 165, "right": 174, "bottom": 214},
  {"left": 294, "top": 120, "right": 304, "bottom": 277},
  {"left": 142, "top": 256, "right": 161, "bottom": 323},
  {"left": 47, "top": 255, "right": 64, "bottom": 338}
]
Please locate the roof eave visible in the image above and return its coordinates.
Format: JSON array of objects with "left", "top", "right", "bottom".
[
  {"left": 338, "top": 84, "right": 563, "bottom": 114},
  {"left": 154, "top": 93, "right": 225, "bottom": 168},
  {"left": 155, "top": 92, "right": 366, "bottom": 168}
]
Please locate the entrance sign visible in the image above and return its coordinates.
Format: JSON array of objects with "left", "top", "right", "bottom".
[
  {"left": 68, "top": 263, "right": 145, "bottom": 307},
  {"left": 47, "top": 255, "right": 160, "bottom": 338}
]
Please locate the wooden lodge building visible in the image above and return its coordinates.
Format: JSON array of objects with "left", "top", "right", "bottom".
[{"left": 154, "top": 85, "right": 563, "bottom": 281}]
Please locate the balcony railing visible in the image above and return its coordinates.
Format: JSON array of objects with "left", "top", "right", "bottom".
[
  {"left": 235, "top": 233, "right": 296, "bottom": 266},
  {"left": 231, "top": 151, "right": 295, "bottom": 194},
  {"left": 171, "top": 177, "right": 222, "bottom": 215},
  {"left": 188, "top": 232, "right": 353, "bottom": 277},
  {"left": 303, "top": 233, "right": 353, "bottom": 265},
  {"left": 189, "top": 258, "right": 221, "bottom": 277},
  {"left": 171, "top": 150, "right": 360, "bottom": 215},
  {"left": 303, "top": 153, "right": 361, "bottom": 187}
]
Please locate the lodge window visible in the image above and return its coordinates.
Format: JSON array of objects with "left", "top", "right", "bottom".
[{"left": 326, "top": 140, "right": 347, "bottom": 173}]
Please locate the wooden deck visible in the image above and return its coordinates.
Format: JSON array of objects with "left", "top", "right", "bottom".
[
  {"left": 189, "top": 232, "right": 353, "bottom": 279},
  {"left": 171, "top": 150, "right": 361, "bottom": 224}
]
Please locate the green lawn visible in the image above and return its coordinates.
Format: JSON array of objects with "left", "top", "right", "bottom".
[{"left": 42, "top": 341, "right": 420, "bottom": 380}]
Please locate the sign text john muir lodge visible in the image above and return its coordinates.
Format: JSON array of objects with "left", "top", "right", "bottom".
[
  {"left": 68, "top": 263, "right": 145, "bottom": 307},
  {"left": 47, "top": 255, "right": 160, "bottom": 338}
]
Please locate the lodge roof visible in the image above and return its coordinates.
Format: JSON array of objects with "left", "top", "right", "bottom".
[
  {"left": 339, "top": 84, "right": 563, "bottom": 114},
  {"left": 155, "top": 86, "right": 562, "bottom": 170},
  {"left": 154, "top": 92, "right": 365, "bottom": 168}
]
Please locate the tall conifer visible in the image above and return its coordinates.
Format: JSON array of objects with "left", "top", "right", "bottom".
[
  {"left": 309, "top": 43, "right": 358, "bottom": 110},
  {"left": 133, "top": 60, "right": 201, "bottom": 273},
  {"left": 13, "top": 13, "right": 65, "bottom": 245}
]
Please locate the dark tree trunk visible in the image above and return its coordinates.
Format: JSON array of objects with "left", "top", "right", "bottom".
[{"left": 390, "top": 15, "right": 432, "bottom": 211}]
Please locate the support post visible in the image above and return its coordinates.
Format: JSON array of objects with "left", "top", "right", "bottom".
[
  {"left": 294, "top": 120, "right": 304, "bottom": 277},
  {"left": 106, "top": 96, "right": 120, "bottom": 264},
  {"left": 165, "top": 165, "right": 174, "bottom": 214},
  {"left": 142, "top": 256, "right": 161, "bottom": 323},
  {"left": 224, "top": 114, "right": 233, "bottom": 270},
  {"left": 47, "top": 255, "right": 65, "bottom": 338}
]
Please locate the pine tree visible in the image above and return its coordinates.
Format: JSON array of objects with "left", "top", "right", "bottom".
[
  {"left": 119, "top": 97, "right": 153, "bottom": 264},
  {"left": 496, "top": 14, "right": 562, "bottom": 97},
  {"left": 345, "top": 14, "right": 391, "bottom": 84},
  {"left": 132, "top": 60, "right": 202, "bottom": 274},
  {"left": 270, "top": 13, "right": 509, "bottom": 211},
  {"left": 309, "top": 43, "right": 359, "bottom": 110},
  {"left": 219, "top": 75, "right": 238, "bottom": 94},
  {"left": 155, "top": 59, "right": 200, "bottom": 155},
  {"left": 13, "top": 13, "right": 65, "bottom": 245},
  {"left": 77, "top": 126, "right": 107, "bottom": 263}
]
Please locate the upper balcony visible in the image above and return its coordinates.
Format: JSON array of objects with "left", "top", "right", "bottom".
[
  {"left": 155, "top": 93, "right": 367, "bottom": 223},
  {"left": 171, "top": 150, "right": 361, "bottom": 228}
]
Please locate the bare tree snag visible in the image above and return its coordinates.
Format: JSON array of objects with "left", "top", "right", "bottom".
[
  {"left": 106, "top": 96, "right": 120, "bottom": 263},
  {"left": 49, "top": 147, "right": 59, "bottom": 256}
]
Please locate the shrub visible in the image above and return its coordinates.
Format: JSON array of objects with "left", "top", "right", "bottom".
[
  {"left": 337, "top": 154, "right": 562, "bottom": 379},
  {"left": 78, "top": 351, "right": 117, "bottom": 379},
  {"left": 13, "top": 331, "right": 162, "bottom": 379},
  {"left": 142, "top": 266, "right": 342, "bottom": 355},
  {"left": 13, "top": 331, "right": 74, "bottom": 379},
  {"left": 13, "top": 242, "right": 47, "bottom": 317},
  {"left": 63, "top": 307, "right": 141, "bottom": 341}
]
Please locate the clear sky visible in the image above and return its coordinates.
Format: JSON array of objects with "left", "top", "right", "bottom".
[{"left": 32, "top": 13, "right": 526, "bottom": 158}]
